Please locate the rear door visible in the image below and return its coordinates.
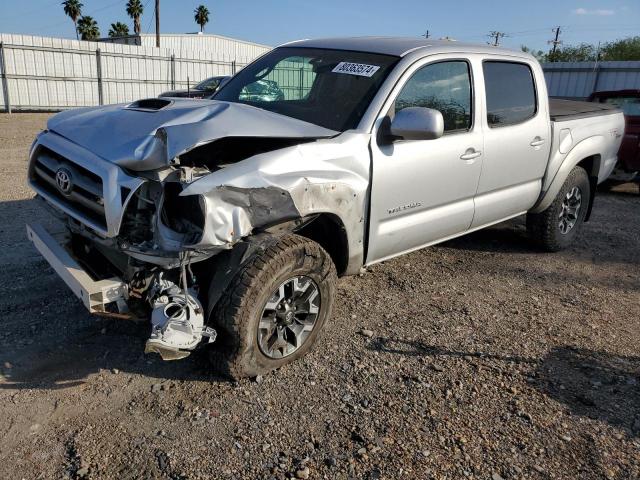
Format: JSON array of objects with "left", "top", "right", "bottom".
[{"left": 472, "top": 59, "right": 551, "bottom": 227}]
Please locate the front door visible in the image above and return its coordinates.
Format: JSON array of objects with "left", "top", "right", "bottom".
[{"left": 366, "top": 58, "right": 483, "bottom": 264}]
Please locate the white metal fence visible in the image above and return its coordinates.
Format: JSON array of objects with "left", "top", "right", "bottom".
[
  {"left": 0, "top": 33, "right": 270, "bottom": 112},
  {"left": 542, "top": 61, "right": 640, "bottom": 99},
  {"left": 9, "top": 38, "right": 639, "bottom": 110}
]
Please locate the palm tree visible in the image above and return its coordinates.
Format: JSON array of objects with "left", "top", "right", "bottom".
[
  {"left": 109, "top": 22, "right": 130, "bottom": 38},
  {"left": 126, "top": 0, "right": 144, "bottom": 35},
  {"left": 62, "top": 0, "right": 83, "bottom": 40},
  {"left": 77, "top": 16, "right": 100, "bottom": 41},
  {"left": 194, "top": 5, "right": 210, "bottom": 33}
]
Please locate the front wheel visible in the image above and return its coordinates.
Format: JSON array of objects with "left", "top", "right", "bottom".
[
  {"left": 527, "top": 166, "right": 590, "bottom": 252},
  {"left": 209, "top": 234, "right": 337, "bottom": 379}
]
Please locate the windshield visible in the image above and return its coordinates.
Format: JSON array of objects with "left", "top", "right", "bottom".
[{"left": 214, "top": 47, "right": 399, "bottom": 131}]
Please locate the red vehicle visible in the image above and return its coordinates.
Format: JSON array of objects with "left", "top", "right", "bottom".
[{"left": 589, "top": 89, "right": 640, "bottom": 191}]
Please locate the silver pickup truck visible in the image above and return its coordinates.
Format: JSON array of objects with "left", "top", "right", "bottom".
[{"left": 27, "top": 37, "right": 624, "bottom": 378}]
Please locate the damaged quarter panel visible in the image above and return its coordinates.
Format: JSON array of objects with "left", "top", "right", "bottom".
[{"left": 179, "top": 132, "right": 372, "bottom": 275}]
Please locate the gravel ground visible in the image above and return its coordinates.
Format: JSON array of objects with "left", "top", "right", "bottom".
[{"left": 0, "top": 113, "right": 639, "bottom": 480}]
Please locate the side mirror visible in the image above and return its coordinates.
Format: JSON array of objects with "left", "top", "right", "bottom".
[{"left": 390, "top": 107, "right": 444, "bottom": 141}]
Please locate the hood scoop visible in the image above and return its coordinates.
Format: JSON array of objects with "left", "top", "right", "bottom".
[{"left": 126, "top": 98, "right": 173, "bottom": 112}]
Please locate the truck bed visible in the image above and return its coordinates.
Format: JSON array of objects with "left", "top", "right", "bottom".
[{"left": 549, "top": 98, "right": 620, "bottom": 122}]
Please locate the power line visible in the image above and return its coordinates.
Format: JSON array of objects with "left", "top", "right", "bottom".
[
  {"left": 30, "top": 0, "right": 128, "bottom": 35},
  {"left": 422, "top": 30, "right": 430, "bottom": 39},
  {"left": 143, "top": 0, "right": 155, "bottom": 34},
  {"left": 459, "top": 22, "right": 638, "bottom": 43}
]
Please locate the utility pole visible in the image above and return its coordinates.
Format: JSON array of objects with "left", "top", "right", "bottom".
[
  {"left": 548, "top": 26, "right": 562, "bottom": 55},
  {"left": 488, "top": 31, "right": 506, "bottom": 46},
  {"left": 155, "top": 0, "right": 160, "bottom": 48},
  {"left": 423, "top": 30, "right": 430, "bottom": 39}
]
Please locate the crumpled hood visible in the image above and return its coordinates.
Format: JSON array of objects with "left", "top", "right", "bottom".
[{"left": 47, "top": 99, "right": 338, "bottom": 171}]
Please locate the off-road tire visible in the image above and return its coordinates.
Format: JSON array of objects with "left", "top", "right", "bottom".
[
  {"left": 209, "top": 234, "right": 337, "bottom": 379},
  {"left": 527, "top": 166, "right": 590, "bottom": 252}
]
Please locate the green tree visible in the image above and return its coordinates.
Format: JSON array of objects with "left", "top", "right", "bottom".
[
  {"left": 126, "top": 0, "right": 144, "bottom": 35},
  {"left": 526, "top": 36, "right": 640, "bottom": 63},
  {"left": 109, "top": 22, "right": 130, "bottom": 38},
  {"left": 62, "top": 0, "right": 83, "bottom": 40},
  {"left": 521, "top": 45, "right": 547, "bottom": 62},
  {"left": 547, "top": 43, "right": 597, "bottom": 63},
  {"left": 600, "top": 36, "right": 640, "bottom": 61},
  {"left": 194, "top": 5, "right": 210, "bottom": 33},
  {"left": 77, "top": 15, "right": 100, "bottom": 41}
]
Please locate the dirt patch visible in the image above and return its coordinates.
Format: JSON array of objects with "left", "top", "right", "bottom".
[{"left": 0, "top": 113, "right": 638, "bottom": 479}]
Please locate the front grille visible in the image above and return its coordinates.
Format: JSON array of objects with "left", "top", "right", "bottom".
[{"left": 31, "top": 147, "right": 107, "bottom": 229}]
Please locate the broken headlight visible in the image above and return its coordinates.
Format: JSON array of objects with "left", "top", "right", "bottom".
[{"left": 160, "top": 183, "right": 206, "bottom": 245}]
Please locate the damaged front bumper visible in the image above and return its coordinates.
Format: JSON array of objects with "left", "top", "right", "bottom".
[
  {"left": 26, "top": 222, "right": 217, "bottom": 360},
  {"left": 26, "top": 223, "right": 128, "bottom": 314}
]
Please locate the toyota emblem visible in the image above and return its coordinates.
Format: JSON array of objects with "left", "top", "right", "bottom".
[{"left": 55, "top": 168, "right": 73, "bottom": 195}]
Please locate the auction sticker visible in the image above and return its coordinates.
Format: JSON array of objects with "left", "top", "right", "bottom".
[{"left": 332, "top": 62, "right": 380, "bottom": 77}]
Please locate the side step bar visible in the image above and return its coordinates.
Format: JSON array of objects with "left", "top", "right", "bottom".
[{"left": 26, "top": 223, "right": 127, "bottom": 313}]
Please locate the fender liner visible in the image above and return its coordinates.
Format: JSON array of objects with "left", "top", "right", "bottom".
[{"left": 202, "top": 234, "right": 278, "bottom": 321}]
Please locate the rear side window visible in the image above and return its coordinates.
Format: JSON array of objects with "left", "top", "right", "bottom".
[{"left": 483, "top": 61, "right": 536, "bottom": 126}]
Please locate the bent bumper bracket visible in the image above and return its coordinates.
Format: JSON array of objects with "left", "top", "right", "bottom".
[{"left": 26, "top": 223, "right": 127, "bottom": 314}]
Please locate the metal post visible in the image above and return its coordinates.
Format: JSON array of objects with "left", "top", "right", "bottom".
[
  {"left": 96, "top": 48, "right": 104, "bottom": 106},
  {"left": 231, "top": 60, "right": 236, "bottom": 75},
  {"left": 170, "top": 54, "right": 175, "bottom": 90},
  {"left": 0, "top": 42, "right": 11, "bottom": 114},
  {"left": 298, "top": 67, "right": 304, "bottom": 99},
  {"left": 155, "top": 0, "right": 161, "bottom": 48},
  {"left": 591, "top": 64, "right": 602, "bottom": 95}
]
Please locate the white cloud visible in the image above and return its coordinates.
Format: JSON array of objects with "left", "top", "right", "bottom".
[{"left": 573, "top": 8, "right": 616, "bottom": 15}]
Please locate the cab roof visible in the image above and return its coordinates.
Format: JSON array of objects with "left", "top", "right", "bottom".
[{"left": 281, "top": 36, "right": 532, "bottom": 59}]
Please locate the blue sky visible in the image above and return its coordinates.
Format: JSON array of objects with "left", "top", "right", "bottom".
[{"left": 0, "top": 0, "right": 638, "bottom": 51}]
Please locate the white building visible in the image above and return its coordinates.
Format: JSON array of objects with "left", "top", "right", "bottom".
[{"left": 100, "top": 32, "right": 271, "bottom": 64}]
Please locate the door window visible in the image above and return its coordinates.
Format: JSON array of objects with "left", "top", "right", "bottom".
[
  {"left": 395, "top": 61, "right": 472, "bottom": 132},
  {"left": 483, "top": 61, "right": 537, "bottom": 126}
]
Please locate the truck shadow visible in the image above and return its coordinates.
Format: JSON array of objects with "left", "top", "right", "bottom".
[
  {"left": 440, "top": 218, "right": 534, "bottom": 254},
  {"left": 367, "top": 337, "right": 640, "bottom": 438},
  {"left": 0, "top": 315, "right": 229, "bottom": 390}
]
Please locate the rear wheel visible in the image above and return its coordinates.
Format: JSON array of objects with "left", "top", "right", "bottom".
[
  {"left": 209, "top": 234, "right": 337, "bottom": 379},
  {"left": 527, "top": 166, "right": 590, "bottom": 252}
]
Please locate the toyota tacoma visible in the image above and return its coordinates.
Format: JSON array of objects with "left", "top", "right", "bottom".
[{"left": 26, "top": 37, "right": 625, "bottom": 378}]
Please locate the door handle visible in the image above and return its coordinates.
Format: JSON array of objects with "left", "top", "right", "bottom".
[
  {"left": 530, "top": 137, "right": 546, "bottom": 147},
  {"left": 460, "top": 148, "right": 482, "bottom": 161}
]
